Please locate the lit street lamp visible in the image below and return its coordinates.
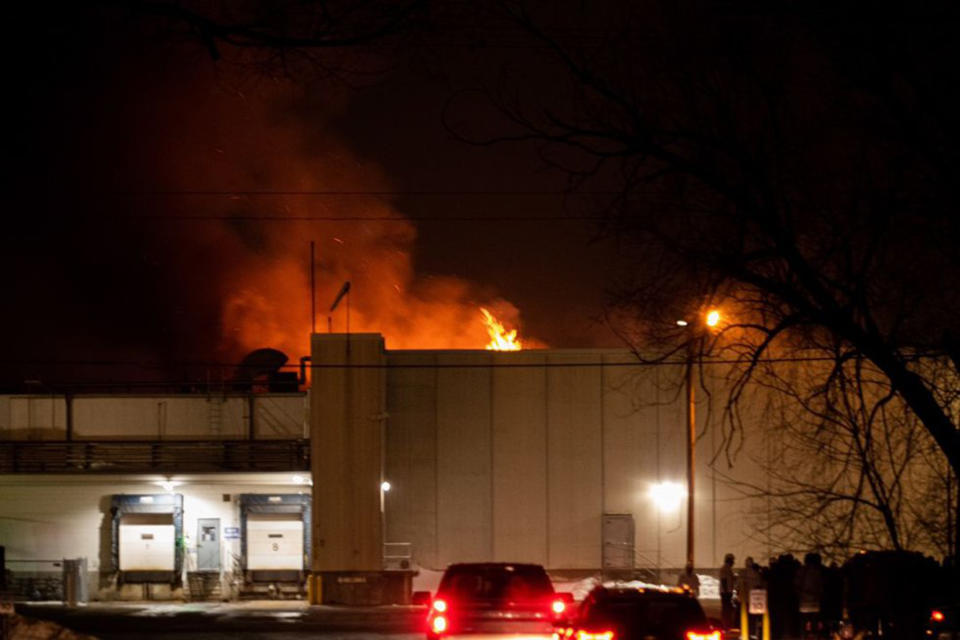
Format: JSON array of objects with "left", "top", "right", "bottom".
[
  {"left": 649, "top": 481, "right": 686, "bottom": 513},
  {"left": 675, "top": 309, "right": 722, "bottom": 568}
]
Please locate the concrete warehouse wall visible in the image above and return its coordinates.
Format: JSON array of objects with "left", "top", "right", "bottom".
[
  {"left": 0, "top": 396, "right": 68, "bottom": 440},
  {"left": 310, "top": 333, "right": 386, "bottom": 573},
  {"left": 0, "top": 473, "right": 310, "bottom": 599},
  {"left": 383, "top": 347, "right": 768, "bottom": 572},
  {"left": 0, "top": 339, "right": 791, "bottom": 578}
]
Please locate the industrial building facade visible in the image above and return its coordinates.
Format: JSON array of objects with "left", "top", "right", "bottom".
[{"left": 0, "top": 333, "right": 769, "bottom": 602}]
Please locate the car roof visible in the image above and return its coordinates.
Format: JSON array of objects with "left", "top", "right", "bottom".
[
  {"left": 590, "top": 586, "right": 696, "bottom": 600},
  {"left": 444, "top": 562, "right": 547, "bottom": 570}
]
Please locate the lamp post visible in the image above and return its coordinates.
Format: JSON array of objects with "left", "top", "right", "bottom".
[
  {"left": 380, "top": 480, "right": 391, "bottom": 563},
  {"left": 676, "top": 309, "right": 721, "bottom": 568},
  {"left": 685, "top": 344, "right": 696, "bottom": 569}
]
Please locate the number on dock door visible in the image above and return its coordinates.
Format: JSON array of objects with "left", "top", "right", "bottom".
[{"left": 268, "top": 532, "right": 283, "bottom": 551}]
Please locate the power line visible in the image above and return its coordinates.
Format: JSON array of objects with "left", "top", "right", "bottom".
[
  {"left": 123, "top": 214, "right": 609, "bottom": 222},
  {"left": 39, "top": 187, "right": 705, "bottom": 222},
  {"left": 101, "top": 190, "right": 628, "bottom": 196},
  {"left": 0, "top": 351, "right": 945, "bottom": 371}
]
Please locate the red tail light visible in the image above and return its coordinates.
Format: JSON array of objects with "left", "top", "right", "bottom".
[
  {"left": 686, "top": 631, "right": 721, "bottom": 640},
  {"left": 576, "top": 630, "right": 615, "bottom": 640},
  {"left": 432, "top": 598, "right": 448, "bottom": 613},
  {"left": 432, "top": 614, "right": 448, "bottom": 634},
  {"left": 931, "top": 610, "right": 945, "bottom": 622}
]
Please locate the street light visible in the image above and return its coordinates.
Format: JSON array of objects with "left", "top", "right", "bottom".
[
  {"left": 158, "top": 479, "right": 180, "bottom": 493},
  {"left": 676, "top": 309, "right": 722, "bottom": 569},
  {"left": 649, "top": 481, "right": 686, "bottom": 513}
]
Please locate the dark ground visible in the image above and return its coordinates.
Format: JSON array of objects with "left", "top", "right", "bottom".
[
  {"left": 12, "top": 598, "right": 725, "bottom": 639},
  {"left": 13, "top": 602, "right": 426, "bottom": 639}
]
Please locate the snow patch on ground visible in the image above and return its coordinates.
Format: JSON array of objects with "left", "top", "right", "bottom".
[
  {"left": 6, "top": 614, "right": 98, "bottom": 640},
  {"left": 552, "top": 576, "right": 603, "bottom": 602},
  {"left": 698, "top": 574, "right": 720, "bottom": 599},
  {"left": 554, "top": 574, "right": 720, "bottom": 602},
  {"left": 411, "top": 568, "right": 444, "bottom": 595}
]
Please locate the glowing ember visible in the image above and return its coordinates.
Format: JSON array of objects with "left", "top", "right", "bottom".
[{"left": 480, "top": 308, "right": 522, "bottom": 351}]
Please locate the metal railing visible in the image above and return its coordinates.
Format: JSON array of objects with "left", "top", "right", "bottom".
[{"left": 0, "top": 439, "right": 309, "bottom": 473}]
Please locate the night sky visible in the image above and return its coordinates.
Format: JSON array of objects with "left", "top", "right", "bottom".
[
  {"left": 1, "top": 3, "right": 625, "bottom": 387},
  {"left": 4, "top": 1, "right": 959, "bottom": 389}
]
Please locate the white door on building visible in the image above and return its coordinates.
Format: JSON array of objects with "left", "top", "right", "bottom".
[
  {"left": 246, "top": 513, "right": 303, "bottom": 570},
  {"left": 196, "top": 517, "right": 220, "bottom": 571},
  {"left": 119, "top": 513, "right": 176, "bottom": 571}
]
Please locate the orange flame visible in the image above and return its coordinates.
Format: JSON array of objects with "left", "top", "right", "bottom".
[{"left": 481, "top": 308, "right": 522, "bottom": 351}]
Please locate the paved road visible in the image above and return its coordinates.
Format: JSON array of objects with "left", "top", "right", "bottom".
[
  {"left": 16, "top": 597, "right": 725, "bottom": 639},
  {"left": 15, "top": 602, "right": 427, "bottom": 639}
]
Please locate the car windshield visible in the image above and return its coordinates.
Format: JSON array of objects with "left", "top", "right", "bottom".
[
  {"left": 438, "top": 565, "right": 554, "bottom": 602},
  {"left": 584, "top": 596, "right": 707, "bottom": 635}
]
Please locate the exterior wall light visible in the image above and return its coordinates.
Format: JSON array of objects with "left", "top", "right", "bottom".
[{"left": 649, "top": 481, "right": 686, "bottom": 513}]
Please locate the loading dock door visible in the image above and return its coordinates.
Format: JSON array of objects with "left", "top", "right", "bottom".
[
  {"left": 246, "top": 513, "right": 304, "bottom": 570},
  {"left": 197, "top": 518, "right": 220, "bottom": 571},
  {"left": 119, "top": 513, "right": 175, "bottom": 571}
]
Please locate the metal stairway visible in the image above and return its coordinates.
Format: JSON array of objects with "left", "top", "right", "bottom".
[{"left": 187, "top": 572, "right": 223, "bottom": 601}]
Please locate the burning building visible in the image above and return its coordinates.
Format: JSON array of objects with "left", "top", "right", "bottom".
[{"left": 0, "top": 312, "right": 774, "bottom": 604}]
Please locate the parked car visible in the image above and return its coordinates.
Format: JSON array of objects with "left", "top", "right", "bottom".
[
  {"left": 928, "top": 603, "right": 959, "bottom": 640},
  {"left": 556, "top": 586, "right": 718, "bottom": 640},
  {"left": 416, "top": 562, "right": 572, "bottom": 639}
]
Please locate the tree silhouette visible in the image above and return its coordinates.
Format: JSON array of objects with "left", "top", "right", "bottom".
[{"left": 449, "top": 0, "right": 960, "bottom": 554}]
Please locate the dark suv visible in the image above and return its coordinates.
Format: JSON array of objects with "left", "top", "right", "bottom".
[
  {"left": 558, "top": 586, "right": 717, "bottom": 640},
  {"left": 421, "top": 563, "right": 570, "bottom": 639}
]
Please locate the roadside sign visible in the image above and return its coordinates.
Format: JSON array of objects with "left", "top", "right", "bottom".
[
  {"left": 224, "top": 526, "right": 240, "bottom": 539},
  {"left": 749, "top": 589, "right": 767, "bottom": 615}
]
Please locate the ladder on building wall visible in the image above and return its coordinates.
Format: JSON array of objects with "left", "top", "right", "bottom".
[
  {"left": 207, "top": 399, "right": 223, "bottom": 436},
  {"left": 207, "top": 372, "right": 226, "bottom": 437}
]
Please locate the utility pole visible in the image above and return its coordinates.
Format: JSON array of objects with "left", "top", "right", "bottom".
[
  {"left": 310, "top": 241, "right": 316, "bottom": 334},
  {"left": 677, "top": 308, "right": 721, "bottom": 570},
  {"left": 686, "top": 344, "right": 696, "bottom": 569}
]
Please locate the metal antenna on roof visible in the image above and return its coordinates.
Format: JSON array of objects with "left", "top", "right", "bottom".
[
  {"left": 329, "top": 281, "right": 351, "bottom": 336},
  {"left": 310, "top": 241, "right": 316, "bottom": 334}
]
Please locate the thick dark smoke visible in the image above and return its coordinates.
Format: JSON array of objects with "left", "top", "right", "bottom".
[
  {"left": 1, "top": 5, "right": 630, "bottom": 388},
  {"left": 1, "top": 13, "right": 534, "bottom": 386}
]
